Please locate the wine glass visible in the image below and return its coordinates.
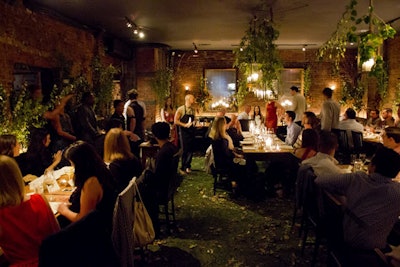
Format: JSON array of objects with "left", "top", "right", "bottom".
[{"left": 44, "top": 171, "right": 55, "bottom": 192}]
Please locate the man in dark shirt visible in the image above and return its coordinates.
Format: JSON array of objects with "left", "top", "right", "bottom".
[
  {"left": 126, "top": 89, "right": 145, "bottom": 140},
  {"left": 108, "top": 99, "right": 126, "bottom": 130},
  {"left": 75, "top": 92, "right": 100, "bottom": 145}
]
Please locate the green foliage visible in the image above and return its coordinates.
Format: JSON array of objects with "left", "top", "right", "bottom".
[
  {"left": 233, "top": 15, "right": 283, "bottom": 100},
  {"left": 339, "top": 79, "right": 365, "bottom": 112},
  {"left": 318, "top": 0, "right": 396, "bottom": 75},
  {"left": 303, "top": 66, "right": 312, "bottom": 97},
  {"left": 150, "top": 68, "right": 173, "bottom": 103},
  {"left": 195, "top": 77, "right": 212, "bottom": 109},
  {"left": 0, "top": 83, "right": 51, "bottom": 145},
  {"left": 92, "top": 57, "right": 119, "bottom": 116},
  {"left": 369, "top": 56, "right": 388, "bottom": 102}
]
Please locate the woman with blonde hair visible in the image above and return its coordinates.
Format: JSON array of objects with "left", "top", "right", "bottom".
[
  {"left": 104, "top": 128, "right": 142, "bottom": 193},
  {"left": 0, "top": 155, "right": 59, "bottom": 266},
  {"left": 209, "top": 116, "right": 245, "bottom": 195}
]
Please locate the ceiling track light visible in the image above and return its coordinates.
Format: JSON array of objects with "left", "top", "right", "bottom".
[
  {"left": 193, "top": 42, "right": 198, "bottom": 53},
  {"left": 125, "top": 16, "right": 145, "bottom": 39}
]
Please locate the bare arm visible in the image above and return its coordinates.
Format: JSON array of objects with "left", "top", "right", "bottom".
[
  {"left": 127, "top": 106, "right": 136, "bottom": 132},
  {"left": 58, "top": 176, "right": 102, "bottom": 222}
]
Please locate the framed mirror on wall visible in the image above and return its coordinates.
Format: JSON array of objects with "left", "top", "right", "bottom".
[{"left": 204, "top": 68, "right": 237, "bottom": 112}]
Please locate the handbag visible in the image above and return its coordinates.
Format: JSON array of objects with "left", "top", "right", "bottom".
[{"left": 132, "top": 182, "right": 155, "bottom": 247}]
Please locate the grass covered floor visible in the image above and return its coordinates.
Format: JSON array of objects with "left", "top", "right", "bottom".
[{"left": 142, "top": 156, "right": 322, "bottom": 266}]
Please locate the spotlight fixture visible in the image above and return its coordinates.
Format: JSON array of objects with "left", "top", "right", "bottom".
[
  {"left": 125, "top": 17, "right": 145, "bottom": 39},
  {"left": 193, "top": 42, "right": 198, "bottom": 54}
]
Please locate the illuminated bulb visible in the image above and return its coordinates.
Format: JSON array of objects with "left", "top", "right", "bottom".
[
  {"left": 302, "top": 47, "right": 306, "bottom": 51},
  {"left": 126, "top": 22, "right": 132, "bottom": 28},
  {"left": 251, "top": 73, "right": 259, "bottom": 81},
  {"left": 185, "top": 85, "right": 190, "bottom": 91},
  {"left": 330, "top": 84, "right": 336, "bottom": 90},
  {"left": 194, "top": 49, "right": 198, "bottom": 54},
  {"left": 138, "top": 32, "right": 145, "bottom": 38},
  {"left": 133, "top": 29, "right": 138, "bottom": 35},
  {"left": 240, "top": 47, "right": 243, "bottom": 51}
]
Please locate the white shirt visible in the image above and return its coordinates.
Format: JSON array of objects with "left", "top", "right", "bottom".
[
  {"left": 302, "top": 152, "right": 345, "bottom": 177},
  {"left": 338, "top": 119, "right": 364, "bottom": 147},
  {"left": 320, "top": 99, "right": 341, "bottom": 131},
  {"left": 238, "top": 111, "right": 249, "bottom": 120},
  {"left": 290, "top": 93, "right": 306, "bottom": 122}
]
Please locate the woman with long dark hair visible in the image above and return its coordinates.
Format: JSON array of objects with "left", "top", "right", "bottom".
[{"left": 57, "top": 141, "right": 116, "bottom": 226}]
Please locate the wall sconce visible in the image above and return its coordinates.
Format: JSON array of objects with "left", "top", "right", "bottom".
[
  {"left": 302, "top": 45, "right": 307, "bottom": 52},
  {"left": 329, "top": 84, "right": 336, "bottom": 90},
  {"left": 362, "top": 58, "right": 375, "bottom": 72},
  {"left": 125, "top": 17, "right": 145, "bottom": 39},
  {"left": 185, "top": 85, "right": 190, "bottom": 91}
]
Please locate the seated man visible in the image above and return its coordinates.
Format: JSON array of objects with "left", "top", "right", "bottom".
[
  {"left": 365, "top": 109, "right": 383, "bottom": 132},
  {"left": 382, "top": 126, "right": 400, "bottom": 155},
  {"left": 315, "top": 147, "right": 400, "bottom": 251},
  {"left": 284, "top": 111, "right": 301, "bottom": 146},
  {"left": 382, "top": 108, "right": 395, "bottom": 127},
  {"left": 338, "top": 108, "right": 364, "bottom": 148},
  {"left": 141, "top": 122, "right": 179, "bottom": 236},
  {"left": 302, "top": 131, "right": 345, "bottom": 176}
]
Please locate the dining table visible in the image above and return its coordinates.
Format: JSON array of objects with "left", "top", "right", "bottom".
[
  {"left": 26, "top": 166, "right": 75, "bottom": 215},
  {"left": 240, "top": 131, "right": 296, "bottom": 162}
]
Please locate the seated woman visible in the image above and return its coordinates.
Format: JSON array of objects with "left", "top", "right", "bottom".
[
  {"left": 0, "top": 155, "right": 60, "bottom": 266},
  {"left": 294, "top": 129, "right": 319, "bottom": 161},
  {"left": 209, "top": 116, "right": 245, "bottom": 194},
  {"left": 16, "top": 128, "right": 62, "bottom": 177},
  {"left": 226, "top": 114, "right": 244, "bottom": 148},
  {"left": 57, "top": 141, "right": 117, "bottom": 227},
  {"left": 103, "top": 128, "right": 142, "bottom": 193},
  {"left": 0, "top": 134, "right": 21, "bottom": 157}
]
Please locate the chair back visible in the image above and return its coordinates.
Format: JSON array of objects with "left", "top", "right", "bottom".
[
  {"left": 351, "top": 130, "right": 364, "bottom": 154},
  {"left": 238, "top": 119, "right": 251, "bottom": 131},
  {"left": 295, "top": 164, "right": 318, "bottom": 213},
  {"left": 211, "top": 139, "right": 231, "bottom": 174},
  {"left": 332, "top": 128, "right": 351, "bottom": 164}
]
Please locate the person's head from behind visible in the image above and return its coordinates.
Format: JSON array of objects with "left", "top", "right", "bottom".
[
  {"left": 382, "top": 108, "right": 393, "bottom": 119},
  {"left": 82, "top": 91, "right": 95, "bottom": 106},
  {"left": 113, "top": 99, "right": 124, "bottom": 115},
  {"left": 103, "top": 128, "right": 133, "bottom": 163},
  {"left": 28, "top": 128, "right": 50, "bottom": 153},
  {"left": 382, "top": 127, "right": 400, "bottom": 149},
  {"left": 302, "top": 111, "right": 318, "bottom": 129},
  {"left": 369, "top": 147, "right": 400, "bottom": 178},
  {"left": 64, "top": 141, "right": 107, "bottom": 188},
  {"left": 128, "top": 89, "right": 138, "bottom": 100},
  {"left": 318, "top": 131, "right": 338, "bottom": 156},
  {"left": 322, "top": 87, "right": 333, "bottom": 99},
  {"left": 216, "top": 107, "right": 227, "bottom": 117},
  {"left": 209, "top": 116, "right": 227, "bottom": 140},
  {"left": 105, "top": 118, "right": 123, "bottom": 132},
  {"left": 344, "top": 108, "right": 357, "bottom": 120},
  {"left": 0, "top": 155, "right": 24, "bottom": 207},
  {"left": 302, "top": 129, "right": 319, "bottom": 151},
  {"left": 152, "top": 122, "right": 171, "bottom": 141},
  {"left": 0, "top": 134, "right": 20, "bottom": 157},
  {"left": 290, "top": 86, "right": 299, "bottom": 96},
  {"left": 285, "top": 111, "right": 296, "bottom": 124}
]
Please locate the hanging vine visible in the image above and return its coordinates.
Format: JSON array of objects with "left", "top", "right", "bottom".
[
  {"left": 317, "top": 0, "right": 396, "bottom": 75},
  {"left": 233, "top": 6, "right": 283, "bottom": 104}
]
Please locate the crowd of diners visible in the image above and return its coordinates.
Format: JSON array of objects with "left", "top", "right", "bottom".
[{"left": 2, "top": 85, "right": 400, "bottom": 266}]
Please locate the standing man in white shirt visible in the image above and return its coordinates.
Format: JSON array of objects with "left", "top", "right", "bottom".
[
  {"left": 289, "top": 86, "right": 306, "bottom": 126},
  {"left": 320, "top": 87, "right": 341, "bottom": 131}
]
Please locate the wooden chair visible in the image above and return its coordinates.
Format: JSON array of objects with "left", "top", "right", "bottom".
[
  {"left": 211, "top": 140, "right": 233, "bottom": 195},
  {"left": 332, "top": 128, "right": 351, "bottom": 164},
  {"left": 157, "top": 150, "right": 182, "bottom": 233}
]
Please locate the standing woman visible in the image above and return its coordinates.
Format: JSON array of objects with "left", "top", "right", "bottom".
[
  {"left": 103, "top": 128, "right": 142, "bottom": 193},
  {"left": 160, "top": 96, "right": 175, "bottom": 124},
  {"left": 0, "top": 134, "right": 21, "bottom": 157},
  {"left": 57, "top": 141, "right": 117, "bottom": 227},
  {"left": 160, "top": 96, "right": 178, "bottom": 146},
  {"left": 265, "top": 100, "right": 283, "bottom": 132},
  {"left": 0, "top": 155, "right": 59, "bottom": 266}
]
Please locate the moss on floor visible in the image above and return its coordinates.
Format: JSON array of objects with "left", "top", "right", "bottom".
[{"left": 140, "top": 156, "right": 324, "bottom": 267}]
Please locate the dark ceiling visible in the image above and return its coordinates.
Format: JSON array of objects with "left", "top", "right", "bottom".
[{"left": 26, "top": 0, "right": 400, "bottom": 51}]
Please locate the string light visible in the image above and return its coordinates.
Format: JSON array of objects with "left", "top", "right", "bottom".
[{"left": 125, "top": 17, "right": 145, "bottom": 39}]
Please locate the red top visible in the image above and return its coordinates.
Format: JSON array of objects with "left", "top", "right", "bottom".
[
  {"left": 0, "top": 194, "right": 60, "bottom": 267},
  {"left": 265, "top": 101, "right": 278, "bottom": 130}
]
